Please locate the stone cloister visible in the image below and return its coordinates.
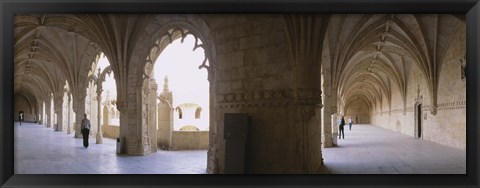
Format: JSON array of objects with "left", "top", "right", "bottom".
[{"left": 13, "top": 14, "right": 466, "bottom": 174}]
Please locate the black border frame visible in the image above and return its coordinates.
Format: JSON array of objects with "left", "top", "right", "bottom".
[{"left": 1, "top": 0, "right": 479, "bottom": 187}]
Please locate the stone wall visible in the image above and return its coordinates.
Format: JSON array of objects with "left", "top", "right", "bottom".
[
  {"left": 103, "top": 125, "right": 120, "bottom": 139},
  {"left": 370, "top": 24, "right": 466, "bottom": 150},
  {"left": 14, "top": 96, "right": 36, "bottom": 122},
  {"left": 171, "top": 131, "right": 209, "bottom": 150},
  {"left": 345, "top": 99, "right": 370, "bottom": 124},
  {"left": 204, "top": 15, "right": 323, "bottom": 173}
]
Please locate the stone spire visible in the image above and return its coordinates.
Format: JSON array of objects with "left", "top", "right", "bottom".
[
  {"left": 105, "top": 90, "right": 111, "bottom": 105},
  {"left": 160, "top": 75, "right": 173, "bottom": 104},
  {"left": 163, "top": 76, "right": 170, "bottom": 93}
]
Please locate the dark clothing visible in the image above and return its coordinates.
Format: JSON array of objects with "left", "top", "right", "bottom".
[
  {"left": 82, "top": 128, "right": 90, "bottom": 148},
  {"left": 81, "top": 118, "right": 91, "bottom": 148},
  {"left": 339, "top": 117, "right": 346, "bottom": 139},
  {"left": 339, "top": 125, "right": 345, "bottom": 139}
]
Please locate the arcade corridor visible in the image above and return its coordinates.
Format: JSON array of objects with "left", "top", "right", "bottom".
[{"left": 15, "top": 122, "right": 465, "bottom": 174}]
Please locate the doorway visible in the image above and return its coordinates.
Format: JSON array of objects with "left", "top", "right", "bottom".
[{"left": 415, "top": 103, "right": 422, "bottom": 138}]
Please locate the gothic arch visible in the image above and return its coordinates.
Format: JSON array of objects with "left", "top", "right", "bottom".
[
  {"left": 132, "top": 15, "right": 218, "bottom": 172},
  {"left": 136, "top": 15, "right": 217, "bottom": 84}
]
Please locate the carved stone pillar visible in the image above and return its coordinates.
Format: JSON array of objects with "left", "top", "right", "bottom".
[
  {"left": 147, "top": 79, "right": 158, "bottom": 152},
  {"left": 96, "top": 93, "right": 103, "bottom": 144},
  {"left": 294, "top": 90, "right": 323, "bottom": 173},
  {"left": 284, "top": 14, "right": 329, "bottom": 173},
  {"left": 158, "top": 76, "right": 173, "bottom": 150},
  {"left": 73, "top": 96, "right": 86, "bottom": 138},
  {"left": 117, "top": 101, "right": 128, "bottom": 154},
  {"left": 67, "top": 95, "right": 72, "bottom": 134},
  {"left": 42, "top": 101, "right": 46, "bottom": 126},
  {"left": 321, "top": 94, "right": 333, "bottom": 148},
  {"left": 55, "top": 98, "right": 64, "bottom": 132},
  {"left": 38, "top": 103, "right": 43, "bottom": 125},
  {"left": 45, "top": 98, "right": 52, "bottom": 128},
  {"left": 321, "top": 47, "right": 333, "bottom": 148}
]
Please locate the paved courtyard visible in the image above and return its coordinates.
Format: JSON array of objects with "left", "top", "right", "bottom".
[
  {"left": 14, "top": 122, "right": 207, "bottom": 174},
  {"left": 321, "top": 124, "right": 466, "bottom": 174},
  {"left": 14, "top": 122, "right": 465, "bottom": 174}
]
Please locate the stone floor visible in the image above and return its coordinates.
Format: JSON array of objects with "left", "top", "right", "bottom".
[
  {"left": 14, "top": 122, "right": 207, "bottom": 174},
  {"left": 321, "top": 124, "right": 466, "bottom": 174},
  {"left": 14, "top": 122, "right": 465, "bottom": 174}
]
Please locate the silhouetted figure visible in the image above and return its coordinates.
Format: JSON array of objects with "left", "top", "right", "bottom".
[
  {"left": 339, "top": 116, "right": 345, "bottom": 139},
  {"left": 19, "top": 112, "right": 24, "bottom": 126},
  {"left": 348, "top": 117, "right": 353, "bottom": 130},
  {"left": 81, "top": 114, "right": 91, "bottom": 148}
]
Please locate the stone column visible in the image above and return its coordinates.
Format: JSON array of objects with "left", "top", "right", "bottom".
[
  {"left": 117, "top": 101, "right": 128, "bottom": 154},
  {"left": 38, "top": 103, "right": 43, "bottom": 124},
  {"left": 67, "top": 94, "right": 72, "bottom": 134},
  {"left": 55, "top": 99, "right": 64, "bottom": 132},
  {"left": 321, "top": 93, "right": 333, "bottom": 148},
  {"left": 73, "top": 96, "right": 86, "bottom": 138},
  {"left": 331, "top": 113, "right": 338, "bottom": 146},
  {"left": 147, "top": 79, "right": 158, "bottom": 152},
  {"left": 96, "top": 93, "right": 103, "bottom": 144},
  {"left": 45, "top": 98, "right": 52, "bottom": 128},
  {"left": 158, "top": 76, "right": 173, "bottom": 150},
  {"left": 283, "top": 14, "right": 329, "bottom": 173}
]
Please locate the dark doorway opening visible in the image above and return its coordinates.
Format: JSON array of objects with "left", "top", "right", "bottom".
[{"left": 416, "top": 104, "right": 422, "bottom": 138}]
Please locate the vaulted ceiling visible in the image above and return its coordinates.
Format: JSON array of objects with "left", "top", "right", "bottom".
[
  {"left": 14, "top": 14, "right": 465, "bottom": 114},
  {"left": 327, "top": 14, "right": 464, "bottom": 113}
]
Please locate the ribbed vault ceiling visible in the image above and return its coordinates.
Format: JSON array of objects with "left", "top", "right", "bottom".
[
  {"left": 328, "top": 14, "right": 464, "bottom": 114},
  {"left": 13, "top": 14, "right": 464, "bottom": 115}
]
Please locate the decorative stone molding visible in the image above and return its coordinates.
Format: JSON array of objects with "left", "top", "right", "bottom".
[
  {"left": 437, "top": 100, "right": 466, "bottom": 110},
  {"left": 218, "top": 89, "right": 322, "bottom": 108}
]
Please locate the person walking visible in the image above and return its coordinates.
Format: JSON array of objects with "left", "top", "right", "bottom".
[
  {"left": 19, "top": 112, "right": 23, "bottom": 126},
  {"left": 339, "top": 116, "right": 345, "bottom": 139},
  {"left": 81, "top": 114, "right": 91, "bottom": 148},
  {"left": 348, "top": 117, "right": 353, "bottom": 130}
]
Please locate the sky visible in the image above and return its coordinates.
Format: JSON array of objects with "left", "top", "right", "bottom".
[
  {"left": 97, "top": 34, "right": 210, "bottom": 130},
  {"left": 154, "top": 35, "right": 210, "bottom": 130}
]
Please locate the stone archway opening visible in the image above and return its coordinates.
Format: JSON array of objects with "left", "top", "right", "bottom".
[
  {"left": 345, "top": 96, "right": 371, "bottom": 125},
  {"left": 143, "top": 27, "right": 211, "bottom": 172},
  {"left": 85, "top": 52, "right": 117, "bottom": 145}
]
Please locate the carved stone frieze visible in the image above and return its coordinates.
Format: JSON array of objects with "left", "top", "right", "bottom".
[
  {"left": 219, "top": 89, "right": 322, "bottom": 108},
  {"left": 293, "top": 89, "right": 323, "bottom": 105}
]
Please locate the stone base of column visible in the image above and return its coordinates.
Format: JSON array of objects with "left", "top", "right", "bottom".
[
  {"left": 96, "top": 133, "right": 103, "bottom": 144},
  {"left": 321, "top": 132, "right": 334, "bottom": 148},
  {"left": 332, "top": 133, "right": 338, "bottom": 146}
]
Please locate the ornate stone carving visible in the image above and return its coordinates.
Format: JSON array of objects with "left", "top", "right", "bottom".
[
  {"left": 430, "top": 107, "right": 437, "bottom": 115},
  {"left": 295, "top": 105, "right": 318, "bottom": 122},
  {"left": 293, "top": 89, "right": 323, "bottom": 105},
  {"left": 459, "top": 56, "right": 466, "bottom": 80},
  {"left": 219, "top": 88, "right": 322, "bottom": 108}
]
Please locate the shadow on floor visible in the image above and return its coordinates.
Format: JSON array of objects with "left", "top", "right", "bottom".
[{"left": 317, "top": 164, "right": 333, "bottom": 174}]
